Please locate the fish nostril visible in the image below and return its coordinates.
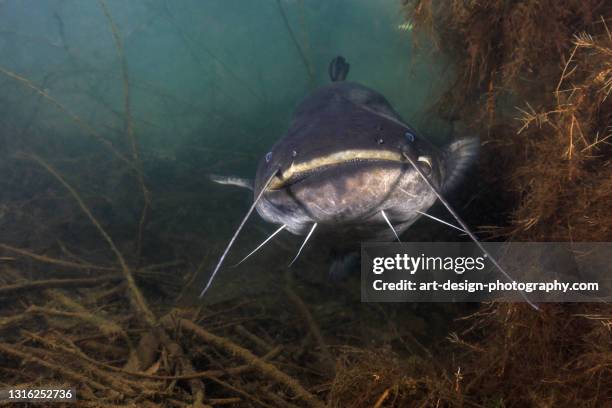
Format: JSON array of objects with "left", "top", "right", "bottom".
[{"left": 265, "top": 151, "right": 273, "bottom": 163}]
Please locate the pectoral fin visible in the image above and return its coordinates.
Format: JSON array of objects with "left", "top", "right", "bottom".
[
  {"left": 442, "top": 138, "right": 479, "bottom": 192},
  {"left": 208, "top": 174, "right": 254, "bottom": 191}
]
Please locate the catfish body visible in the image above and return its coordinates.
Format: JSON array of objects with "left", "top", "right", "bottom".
[
  {"left": 253, "top": 79, "right": 477, "bottom": 240},
  {"left": 202, "top": 57, "right": 478, "bottom": 295},
  {"left": 199, "top": 58, "right": 539, "bottom": 305}
]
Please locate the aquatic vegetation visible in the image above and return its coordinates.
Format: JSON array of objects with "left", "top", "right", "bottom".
[
  {"left": 511, "top": 30, "right": 612, "bottom": 241},
  {"left": 403, "top": 0, "right": 611, "bottom": 261},
  {"left": 397, "top": 22, "right": 414, "bottom": 32},
  {"left": 0, "top": 0, "right": 608, "bottom": 406},
  {"left": 344, "top": 1, "right": 612, "bottom": 406}
]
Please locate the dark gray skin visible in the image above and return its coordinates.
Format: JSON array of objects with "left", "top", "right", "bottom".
[{"left": 253, "top": 80, "right": 470, "bottom": 240}]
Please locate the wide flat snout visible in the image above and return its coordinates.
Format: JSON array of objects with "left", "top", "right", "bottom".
[
  {"left": 251, "top": 80, "right": 444, "bottom": 236},
  {"left": 268, "top": 148, "right": 406, "bottom": 190},
  {"left": 256, "top": 157, "right": 435, "bottom": 234}
]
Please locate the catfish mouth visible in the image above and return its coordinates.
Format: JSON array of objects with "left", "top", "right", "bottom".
[{"left": 268, "top": 149, "right": 406, "bottom": 190}]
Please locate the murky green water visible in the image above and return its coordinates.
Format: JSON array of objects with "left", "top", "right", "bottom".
[{"left": 0, "top": 0, "right": 464, "bottom": 357}]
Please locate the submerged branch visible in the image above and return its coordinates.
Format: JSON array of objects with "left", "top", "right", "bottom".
[
  {"left": 0, "top": 276, "right": 120, "bottom": 296},
  {"left": 24, "top": 153, "right": 157, "bottom": 327},
  {"left": 98, "top": 0, "right": 151, "bottom": 263},
  {"left": 276, "top": 0, "right": 314, "bottom": 88},
  {"left": 166, "top": 315, "right": 325, "bottom": 408},
  {"left": 0, "top": 243, "right": 118, "bottom": 272},
  {"left": 0, "top": 66, "right": 136, "bottom": 172}
]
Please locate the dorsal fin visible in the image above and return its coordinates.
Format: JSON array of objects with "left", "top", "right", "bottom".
[{"left": 329, "top": 56, "right": 350, "bottom": 82}]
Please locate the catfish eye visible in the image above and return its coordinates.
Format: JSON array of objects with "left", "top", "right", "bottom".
[
  {"left": 405, "top": 132, "right": 415, "bottom": 142},
  {"left": 291, "top": 150, "right": 297, "bottom": 158},
  {"left": 265, "top": 152, "right": 273, "bottom": 163},
  {"left": 377, "top": 138, "right": 384, "bottom": 145},
  {"left": 418, "top": 156, "right": 432, "bottom": 176}
]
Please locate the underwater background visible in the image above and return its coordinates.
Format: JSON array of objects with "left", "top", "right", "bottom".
[
  {"left": 0, "top": 0, "right": 610, "bottom": 406},
  {"left": 0, "top": 0, "right": 454, "bottom": 295}
]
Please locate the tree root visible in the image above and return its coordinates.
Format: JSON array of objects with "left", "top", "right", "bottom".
[
  {"left": 165, "top": 315, "right": 325, "bottom": 408},
  {"left": 0, "top": 276, "right": 120, "bottom": 296}
]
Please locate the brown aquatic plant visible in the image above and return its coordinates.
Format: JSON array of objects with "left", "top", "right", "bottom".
[
  {"left": 333, "top": 1, "right": 612, "bottom": 407},
  {"left": 0, "top": 1, "right": 610, "bottom": 406}
]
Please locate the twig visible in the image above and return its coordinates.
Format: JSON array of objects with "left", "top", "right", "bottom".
[
  {"left": 47, "top": 288, "right": 122, "bottom": 322},
  {"left": 160, "top": 328, "right": 206, "bottom": 406},
  {"left": 168, "top": 316, "right": 325, "bottom": 408},
  {"left": 203, "top": 375, "right": 273, "bottom": 408},
  {"left": 26, "top": 305, "right": 126, "bottom": 338},
  {"left": 373, "top": 387, "right": 392, "bottom": 408},
  {"left": 0, "top": 342, "right": 113, "bottom": 396},
  {"left": 262, "top": 389, "right": 303, "bottom": 408},
  {"left": 0, "top": 66, "right": 135, "bottom": 171},
  {"left": 98, "top": 0, "right": 150, "bottom": 263},
  {"left": 275, "top": 0, "right": 314, "bottom": 88},
  {"left": 25, "top": 154, "right": 157, "bottom": 326},
  {"left": 284, "top": 270, "right": 335, "bottom": 376},
  {"left": 206, "top": 398, "right": 241, "bottom": 405},
  {"left": 234, "top": 324, "right": 273, "bottom": 352},
  {"left": 0, "top": 242, "right": 118, "bottom": 271},
  {"left": 0, "top": 314, "right": 31, "bottom": 332},
  {"left": 0, "top": 276, "right": 120, "bottom": 296},
  {"left": 53, "top": 341, "right": 282, "bottom": 381},
  {"left": 22, "top": 331, "right": 139, "bottom": 396}
]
